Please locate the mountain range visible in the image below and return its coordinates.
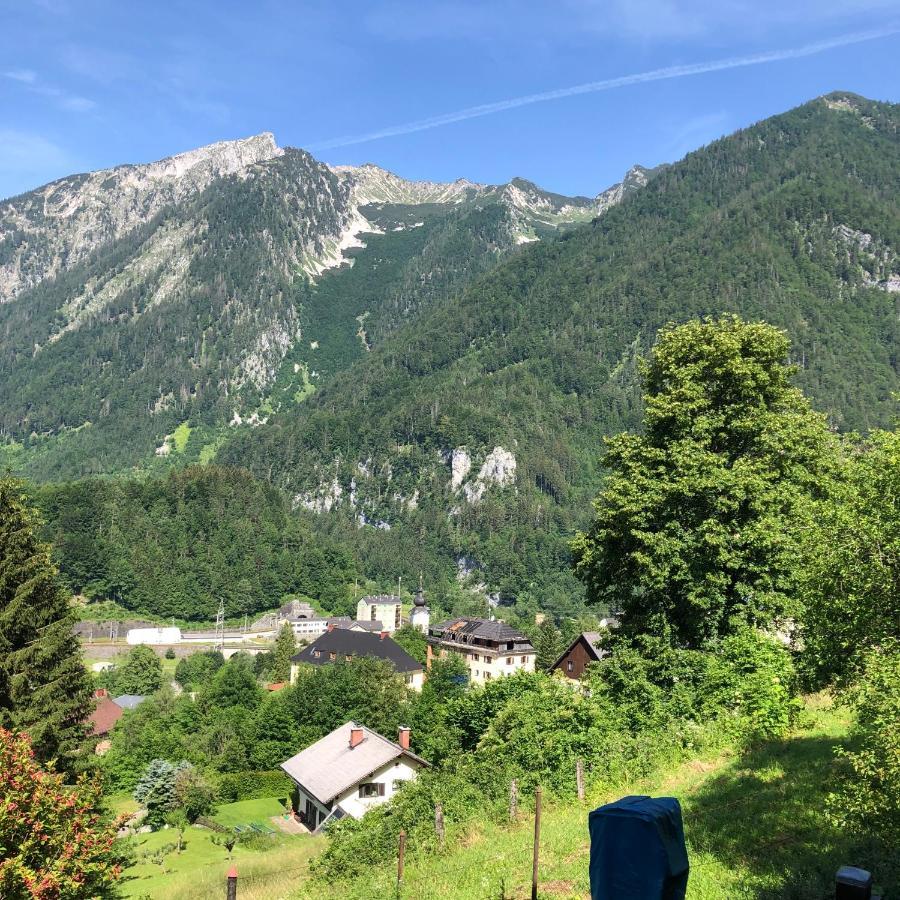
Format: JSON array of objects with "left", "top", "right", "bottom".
[{"left": 4, "top": 91, "right": 899, "bottom": 612}]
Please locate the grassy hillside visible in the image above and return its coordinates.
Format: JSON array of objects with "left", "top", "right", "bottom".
[
  {"left": 325, "top": 696, "right": 896, "bottom": 899},
  {"left": 224, "top": 92, "right": 900, "bottom": 603}
]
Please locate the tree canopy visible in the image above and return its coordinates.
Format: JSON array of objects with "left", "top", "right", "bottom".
[
  {"left": 573, "top": 317, "right": 839, "bottom": 648},
  {"left": 0, "top": 478, "right": 92, "bottom": 771}
]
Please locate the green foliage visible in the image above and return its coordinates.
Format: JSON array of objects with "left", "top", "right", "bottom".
[
  {"left": 573, "top": 317, "right": 839, "bottom": 648},
  {"left": 198, "top": 655, "right": 263, "bottom": 712},
  {"left": 285, "top": 657, "right": 408, "bottom": 742},
  {"left": 134, "top": 758, "right": 190, "bottom": 828},
  {"left": 175, "top": 650, "right": 224, "bottom": 690},
  {"left": 100, "top": 644, "right": 163, "bottom": 696},
  {"left": 800, "top": 428, "right": 900, "bottom": 686},
  {"left": 214, "top": 770, "right": 294, "bottom": 803},
  {"left": 828, "top": 642, "right": 900, "bottom": 839},
  {"left": 34, "top": 466, "right": 357, "bottom": 620},
  {"left": 0, "top": 728, "right": 123, "bottom": 898},
  {"left": 0, "top": 477, "right": 92, "bottom": 772},
  {"left": 173, "top": 766, "right": 216, "bottom": 822},
  {"left": 271, "top": 622, "right": 296, "bottom": 684},
  {"left": 392, "top": 624, "right": 427, "bottom": 664},
  {"left": 534, "top": 619, "right": 564, "bottom": 671}
]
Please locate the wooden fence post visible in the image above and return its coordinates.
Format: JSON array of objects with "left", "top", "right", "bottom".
[
  {"left": 532, "top": 787, "right": 542, "bottom": 900},
  {"left": 396, "top": 829, "right": 406, "bottom": 897},
  {"left": 509, "top": 778, "right": 518, "bottom": 822},
  {"left": 435, "top": 803, "right": 445, "bottom": 849},
  {"left": 226, "top": 865, "right": 238, "bottom": 900},
  {"left": 576, "top": 758, "right": 585, "bottom": 802}
]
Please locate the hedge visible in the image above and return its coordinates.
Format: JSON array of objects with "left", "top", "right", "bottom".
[{"left": 215, "top": 770, "right": 294, "bottom": 802}]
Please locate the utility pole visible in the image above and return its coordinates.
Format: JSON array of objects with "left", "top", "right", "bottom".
[{"left": 214, "top": 598, "right": 225, "bottom": 651}]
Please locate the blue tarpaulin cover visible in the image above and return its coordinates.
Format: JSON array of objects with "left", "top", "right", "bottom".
[{"left": 588, "top": 795, "right": 689, "bottom": 900}]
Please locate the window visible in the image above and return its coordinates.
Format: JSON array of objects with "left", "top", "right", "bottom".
[
  {"left": 506, "top": 656, "right": 513, "bottom": 665},
  {"left": 313, "top": 650, "right": 320, "bottom": 658},
  {"left": 405, "top": 674, "right": 414, "bottom": 684},
  {"left": 484, "top": 672, "right": 491, "bottom": 680},
  {"left": 329, "top": 652, "right": 336, "bottom": 661},
  {"left": 472, "top": 653, "right": 479, "bottom": 662},
  {"left": 358, "top": 782, "right": 385, "bottom": 799},
  {"left": 567, "top": 660, "right": 574, "bottom": 672},
  {"left": 507, "top": 641, "right": 514, "bottom": 650},
  {"left": 521, "top": 656, "right": 527, "bottom": 664},
  {"left": 392, "top": 780, "right": 404, "bottom": 792},
  {"left": 346, "top": 655, "right": 352, "bottom": 661}
]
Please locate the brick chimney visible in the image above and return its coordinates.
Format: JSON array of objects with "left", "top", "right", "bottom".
[
  {"left": 380, "top": 630, "right": 389, "bottom": 641},
  {"left": 397, "top": 726, "right": 410, "bottom": 750},
  {"left": 327, "top": 622, "right": 336, "bottom": 632},
  {"left": 349, "top": 724, "right": 364, "bottom": 749}
]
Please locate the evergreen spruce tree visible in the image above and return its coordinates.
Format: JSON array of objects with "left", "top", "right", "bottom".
[
  {"left": 271, "top": 622, "right": 296, "bottom": 683},
  {"left": 534, "top": 619, "right": 563, "bottom": 671},
  {"left": 0, "top": 478, "right": 92, "bottom": 772}
]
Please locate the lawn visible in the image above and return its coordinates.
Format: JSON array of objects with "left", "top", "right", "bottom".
[
  {"left": 119, "top": 799, "right": 321, "bottom": 900},
  {"left": 321, "top": 695, "right": 898, "bottom": 899},
  {"left": 211, "top": 797, "right": 289, "bottom": 829}
]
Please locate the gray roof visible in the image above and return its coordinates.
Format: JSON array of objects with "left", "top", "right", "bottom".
[
  {"left": 112, "top": 694, "right": 147, "bottom": 710},
  {"left": 430, "top": 617, "right": 534, "bottom": 648},
  {"left": 290, "top": 629, "right": 422, "bottom": 673},
  {"left": 280, "top": 722, "right": 428, "bottom": 804}
]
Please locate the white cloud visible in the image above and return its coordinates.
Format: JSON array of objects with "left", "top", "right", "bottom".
[{"left": 4, "top": 69, "right": 37, "bottom": 84}]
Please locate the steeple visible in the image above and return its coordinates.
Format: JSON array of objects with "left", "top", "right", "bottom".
[{"left": 410, "top": 574, "right": 430, "bottom": 634}]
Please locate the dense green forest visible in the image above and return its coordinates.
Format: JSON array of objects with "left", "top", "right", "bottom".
[
  {"left": 223, "top": 92, "right": 900, "bottom": 601},
  {"left": 32, "top": 467, "right": 357, "bottom": 621}
]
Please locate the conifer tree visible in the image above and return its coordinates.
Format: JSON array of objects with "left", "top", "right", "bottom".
[
  {"left": 271, "top": 621, "right": 296, "bottom": 683},
  {"left": 534, "top": 619, "right": 563, "bottom": 672},
  {"left": 0, "top": 478, "right": 92, "bottom": 772}
]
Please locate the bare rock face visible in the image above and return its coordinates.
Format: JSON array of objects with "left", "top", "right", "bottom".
[{"left": 0, "top": 133, "right": 283, "bottom": 302}]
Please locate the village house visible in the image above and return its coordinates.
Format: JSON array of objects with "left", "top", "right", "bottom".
[
  {"left": 356, "top": 594, "right": 402, "bottom": 632},
  {"left": 285, "top": 616, "right": 384, "bottom": 641},
  {"left": 289, "top": 626, "right": 425, "bottom": 690},
  {"left": 550, "top": 631, "right": 606, "bottom": 679},
  {"left": 88, "top": 689, "right": 124, "bottom": 754},
  {"left": 280, "top": 722, "right": 428, "bottom": 831},
  {"left": 427, "top": 617, "right": 536, "bottom": 685}
]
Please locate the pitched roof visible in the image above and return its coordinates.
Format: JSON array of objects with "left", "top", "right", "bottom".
[
  {"left": 290, "top": 629, "right": 422, "bottom": 673},
  {"left": 280, "top": 722, "right": 428, "bottom": 804},
  {"left": 89, "top": 695, "right": 124, "bottom": 736},
  {"left": 112, "top": 694, "right": 147, "bottom": 710},
  {"left": 359, "top": 595, "right": 401, "bottom": 605},
  {"left": 430, "top": 617, "right": 534, "bottom": 647},
  {"left": 550, "top": 632, "right": 606, "bottom": 672}
]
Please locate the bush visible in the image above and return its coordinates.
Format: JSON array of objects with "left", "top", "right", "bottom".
[
  {"left": 828, "top": 642, "right": 900, "bottom": 839},
  {"left": 165, "top": 647, "right": 176, "bottom": 660},
  {"left": 175, "top": 767, "right": 216, "bottom": 822},
  {"left": 215, "top": 770, "right": 294, "bottom": 802}
]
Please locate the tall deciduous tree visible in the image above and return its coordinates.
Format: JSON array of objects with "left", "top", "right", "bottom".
[
  {"left": 799, "top": 429, "right": 900, "bottom": 685},
  {"left": 0, "top": 478, "right": 92, "bottom": 771},
  {"left": 573, "top": 317, "right": 837, "bottom": 649},
  {"left": 106, "top": 644, "right": 164, "bottom": 695}
]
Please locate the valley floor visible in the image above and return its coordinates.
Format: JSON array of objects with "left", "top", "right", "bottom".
[{"left": 323, "top": 695, "right": 897, "bottom": 900}]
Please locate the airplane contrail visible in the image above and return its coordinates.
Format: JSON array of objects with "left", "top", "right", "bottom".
[{"left": 310, "top": 25, "right": 899, "bottom": 150}]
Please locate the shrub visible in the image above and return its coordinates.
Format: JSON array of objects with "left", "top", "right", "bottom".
[
  {"left": 0, "top": 728, "right": 124, "bottom": 897},
  {"left": 175, "top": 767, "right": 216, "bottom": 822},
  {"left": 828, "top": 642, "right": 900, "bottom": 839},
  {"left": 215, "top": 770, "right": 294, "bottom": 802}
]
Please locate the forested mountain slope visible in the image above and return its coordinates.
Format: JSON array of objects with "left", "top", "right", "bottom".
[
  {"left": 222, "top": 93, "right": 900, "bottom": 601},
  {"left": 0, "top": 138, "right": 637, "bottom": 480}
]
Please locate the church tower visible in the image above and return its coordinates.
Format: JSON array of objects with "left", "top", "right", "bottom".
[{"left": 409, "top": 578, "right": 430, "bottom": 635}]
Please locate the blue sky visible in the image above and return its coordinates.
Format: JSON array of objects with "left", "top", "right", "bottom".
[{"left": 2, "top": 0, "right": 900, "bottom": 199}]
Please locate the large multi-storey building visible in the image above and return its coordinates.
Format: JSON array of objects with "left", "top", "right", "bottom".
[
  {"left": 427, "top": 617, "right": 536, "bottom": 684},
  {"left": 357, "top": 595, "right": 402, "bottom": 633}
]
